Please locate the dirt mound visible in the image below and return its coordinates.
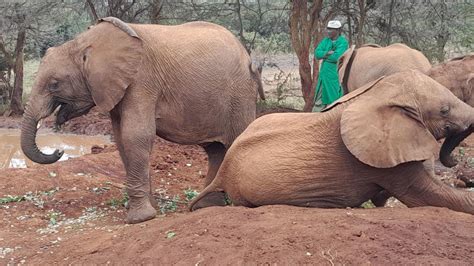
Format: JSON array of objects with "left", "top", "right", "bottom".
[
  {"left": 1, "top": 109, "right": 473, "bottom": 264},
  {"left": 45, "top": 206, "right": 474, "bottom": 265}
]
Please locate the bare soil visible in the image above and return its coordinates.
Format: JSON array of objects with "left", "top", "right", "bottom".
[{"left": 0, "top": 109, "right": 473, "bottom": 264}]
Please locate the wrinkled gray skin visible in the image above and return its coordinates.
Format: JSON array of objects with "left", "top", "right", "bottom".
[
  {"left": 190, "top": 71, "right": 474, "bottom": 215},
  {"left": 21, "top": 17, "right": 264, "bottom": 224},
  {"left": 339, "top": 44, "right": 474, "bottom": 206}
]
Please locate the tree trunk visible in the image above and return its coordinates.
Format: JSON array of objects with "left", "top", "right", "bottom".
[
  {"left": 355, "top": 0, "right": 367, "bottom": 47},
  {"left": 345, "top": 0, "right": 352, "bottom": 45},
  {"left": 10, "top": 27, "right": 26, "bottom": 116},
  {"left": 290, "top": 0, "right": 320, "bottom": 112}
]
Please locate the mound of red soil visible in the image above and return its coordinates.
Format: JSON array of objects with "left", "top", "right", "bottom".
[{"left": 0, "top": 109, "right": 473, "bottom": 264}]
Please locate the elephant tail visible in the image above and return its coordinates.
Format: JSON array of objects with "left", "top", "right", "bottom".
[
  {"left": 250, "top": 62, "right": 265, "bottom": 101},
  {"left": 188, "top": 180, "right": 227, "bottom": 212}
]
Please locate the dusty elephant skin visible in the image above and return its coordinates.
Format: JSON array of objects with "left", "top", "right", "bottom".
[
  {"left": 338, "top": 44, "right": 473, "bottom": 113},
  {"left": 338, "top": 43, "right": 431, "bottom": 93},
  {"left": 191, "top": 71, "right": 474, "bottom": 215},
  {"left": 338, "top": 44, "right": 474, "bottom": 205},
  {"left": 20, "top": 17, "right": 263, "bottom": 224}
]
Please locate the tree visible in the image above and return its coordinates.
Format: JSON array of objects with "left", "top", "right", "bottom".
[
  {"left": 84, "top": 0, "right": 152, "bottom": 23},
  {"left": 0, "top": 0, "right": 63, "bottom": 115},
  {"left": 289, "top": 0, "right": 342, "bottom": 111}
]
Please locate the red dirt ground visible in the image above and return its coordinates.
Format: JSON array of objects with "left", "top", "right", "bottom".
[{"left": 0, "top": 109, "right": 473, "bottom": 264}]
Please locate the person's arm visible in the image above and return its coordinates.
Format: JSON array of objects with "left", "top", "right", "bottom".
[
  {"left": 325, "top": 37, "right": 349, "bottom": 63},
  {"left": 314, "top": 38, "right": 330, "bottom": 60}
]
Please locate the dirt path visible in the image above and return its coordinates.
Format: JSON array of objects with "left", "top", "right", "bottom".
[{"left": 0, "top": 110, "right": 473, "bottom": 264}]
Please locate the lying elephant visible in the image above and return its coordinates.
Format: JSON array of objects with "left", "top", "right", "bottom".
[
  {"left": 190, "top": 71, "right": 474, "bottom": 215},
  {"left": 21, "top": 17, "right": 264, "bottom": 224},
  {"left": 339, "top": 44, "right": 474, "bottom": 205},
  {"left": 338, "top": 44, "right": 473, "bottom": 106}
]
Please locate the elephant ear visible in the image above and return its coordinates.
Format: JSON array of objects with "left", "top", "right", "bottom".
[
  {"left": 340, "top": 76, "right": 439, "bottom": 168},
  {"left": 81, "top": 17, "right": 143, "bottom": 112},
  {"left": 337, "top": 45, "right": 356, "bottom": 94}
]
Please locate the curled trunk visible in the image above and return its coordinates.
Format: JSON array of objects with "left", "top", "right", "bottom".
[
  {"left": 439, "top": 125, "right": 473, "bottom": 167},
  {"left": 21, "top": 114, "right": 63, "bottom": 164}
]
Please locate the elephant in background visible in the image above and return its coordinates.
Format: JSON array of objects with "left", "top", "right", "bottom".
[
  {"left": 428, "top": 54, "right": 474, "bottom": 107},
  {"left": 21, "top": 17, "right": 264, "bottom": 224},
  {"left": 338, "top": 44, "right": 473, "bottom": 106},
  {"left": 338, "top": 43, "right": 431, "bottom": 94},
  {"left": 190, "top": 71, "right": 474, "bottom": 215}
]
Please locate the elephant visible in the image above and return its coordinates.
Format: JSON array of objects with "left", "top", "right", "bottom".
[
  {"left": 339, "top": 44, "right": 474, "bottom": 106},
  {"left": 190, "top": 71, "right": 474, "bottom": 215},
  {"left": 427, "top": 54, "right": 474, "bottom": 107},
  {"left": 20, "top": 17, "right": 264, "bottom": 224},
  {"left": 339, "top": 44, "right": 474, "bottom": 206},
  {"left": 338, "top": 43, "right": 431, "bottom": 94}
]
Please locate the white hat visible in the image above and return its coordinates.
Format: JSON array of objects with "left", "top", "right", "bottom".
[{"left": 327, "top": 20, "right": 342, "bottom": 29}]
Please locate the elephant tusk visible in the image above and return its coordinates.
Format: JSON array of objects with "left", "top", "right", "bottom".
[{"left": 37, "top": 119, "right": 43, "bottom": 130}]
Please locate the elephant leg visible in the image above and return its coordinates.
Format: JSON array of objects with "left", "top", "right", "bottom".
[
  {"left": 371, "top": 190, "right": 391, "bottom": 207},
  {"left": 111, "top": 109, "right": 158, "bottom": 211},
  {"left": 120, "top": 112, "right": 157, "bottom": 224},
  {"left": 202, "top": 142, "right": 227, "bottom": 186},
  {"left": 382, "top": 164, "right": 474, "bottom": 214}
]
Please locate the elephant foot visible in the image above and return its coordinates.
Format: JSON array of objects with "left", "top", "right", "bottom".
[
  {"left": 371, "top": 190, "right": 391, "bottom": 207},
  {"left": 190, "top": 191, "right": 227, "bottom": 211},
  {"left": 126, "top": 198, "right": 157, "bottom": 224}
]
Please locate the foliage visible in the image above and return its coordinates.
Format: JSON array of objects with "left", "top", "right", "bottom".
[
  {"left": 360, "top": 200, "right": 376, "bottom": 209},
  {"left": 160, "top": 195, "right": 180, "bottom": 214},
  {"left": 106, "top": 191, "right": 129, "bottom": 208},
  {"left": 0, "top": 188, "right": 58, "bottom": 207},
  {"left": 0, "top": 0, "right": 472, "bottom": 111},
  {"left": 183, "top": 188, "right": 199, "bottom": 202}
]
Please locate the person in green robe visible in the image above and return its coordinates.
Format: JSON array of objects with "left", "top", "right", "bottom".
[{"left": 312, "top": 20, "right": 348, "bottom": 112}]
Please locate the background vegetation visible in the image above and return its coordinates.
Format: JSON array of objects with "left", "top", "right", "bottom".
[{"left": 0, "top": 0, "right": 472, "bottom": 114}]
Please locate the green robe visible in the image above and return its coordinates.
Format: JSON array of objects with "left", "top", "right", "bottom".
[{"left": 313, "top": 36, "right": 348, "bottom": 110}]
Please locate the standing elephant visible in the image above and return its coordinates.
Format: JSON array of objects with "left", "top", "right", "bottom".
[
  {"left": 21, "top": 17, "right": 264, "bottom": 224},
  {"left": 427, "top": 54, "right": 474, "bottom": 107},
  {"left": 338, "top": 44, "right": 474, "bottom": 105},
  {"left": 338, "top": 43, "right": 431, "bottom": 94},
  {"left": 190, "top": 71, "right": 474, "bottom": 215}
]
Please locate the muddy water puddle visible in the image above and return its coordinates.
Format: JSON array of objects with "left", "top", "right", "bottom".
[{"left": 0, "top": 129, "right": 110, "bottom": 169}]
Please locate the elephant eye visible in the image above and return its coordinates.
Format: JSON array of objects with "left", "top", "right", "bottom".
[
  {"left": 48, "top": 81, "right": 59, "bottom": 92},
  {"left": 440, "top": 106, "right": 450, "bottom": 116}
]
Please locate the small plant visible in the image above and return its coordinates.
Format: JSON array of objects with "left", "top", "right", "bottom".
[
  {"left": 91, "top": 186, "right": 110, "bottom": 194},
  {"left": 47, "top": 210, "right": 62, "bottom": 226},
  {"left": 0, "top": 195, "right": 25, "bottom": 205},
  {"left": 106, "top": 191, "right": 129, "bottom": 208},
  {"left": 0, "top": 188, "right": 58, "bottom": 208},
  {"left": 165, "top": 230, "right": 176, "bottom": 239},
  {"left": 360, "top": 200, "right": 376, "bottom": 209},
  {"left": 160, "top": 195, "right": 180, "bottom": 214},
  {"left": 183, "top": 188, "right": 199, "bottom": 202},
  {"left": 224, "top": 193, "right": 233, "bottom": 206}
]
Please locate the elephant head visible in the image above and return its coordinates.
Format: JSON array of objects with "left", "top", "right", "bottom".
[
  {"left": 21, "top": 17, "right": 143, "bottom": 164},
  {"left": 337, "top": 71, "right": 474, "bottom": 169},
  {"left": 425, "top": 54, "right": 474, "bottom": 167}
]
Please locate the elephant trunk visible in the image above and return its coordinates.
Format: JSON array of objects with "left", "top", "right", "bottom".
[
  {"left": 439, "top": 125, "right": 473, "bottom": 167},
  {"left": 21, "top": 109, "right": 63, "bottom": 164}
]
